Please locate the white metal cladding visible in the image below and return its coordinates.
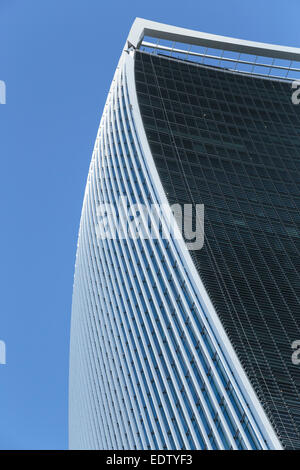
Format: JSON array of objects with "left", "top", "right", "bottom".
[{"left": 69, "top": 19, "right": 283, "bottom": 450}]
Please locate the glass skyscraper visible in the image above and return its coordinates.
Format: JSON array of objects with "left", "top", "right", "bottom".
[{"left": 69, "top": 19, "right": 300, "bottom": 450}]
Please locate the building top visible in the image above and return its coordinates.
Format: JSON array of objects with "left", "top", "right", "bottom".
[{"left": 128, "top": 18, "right": 300, "bottom": 81}]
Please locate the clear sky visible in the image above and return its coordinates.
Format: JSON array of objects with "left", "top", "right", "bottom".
[{"left": 0, "top": 0, "right": 299, "bottom": 450}]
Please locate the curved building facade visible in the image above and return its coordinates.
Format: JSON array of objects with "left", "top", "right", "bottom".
[{"left": 69, "top": 19, "right": 300, "bottom": 450}]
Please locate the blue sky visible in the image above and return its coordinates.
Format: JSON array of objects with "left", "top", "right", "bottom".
[{"left": 0, "top": 0, "right": 299, "bottom": 450}]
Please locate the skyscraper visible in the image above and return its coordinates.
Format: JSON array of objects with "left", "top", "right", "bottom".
[{"left": 69, "top": 18, "right": 300, "bottom": 450}]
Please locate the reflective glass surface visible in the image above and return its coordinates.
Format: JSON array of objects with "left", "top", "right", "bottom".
[{"left": 135, "top": 50, "right": 300, "bottom": 449}]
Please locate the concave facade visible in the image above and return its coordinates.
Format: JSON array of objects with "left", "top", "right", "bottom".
[{"left": 69, "top": 19, "right": 300, "bottom": 450}]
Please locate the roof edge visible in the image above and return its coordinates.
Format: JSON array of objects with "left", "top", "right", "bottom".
[{"left": 127, "top": 18, "right": 300, "bottom": 62}]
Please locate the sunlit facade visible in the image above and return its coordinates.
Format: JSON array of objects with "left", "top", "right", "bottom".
[{"left": 69, "top": 19, "right": 300, "bottom": 450}]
